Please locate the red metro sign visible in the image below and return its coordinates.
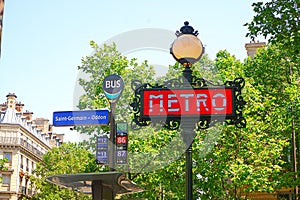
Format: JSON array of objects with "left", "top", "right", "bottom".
[
  {"left": 130, "top": 77, "right": 246, "bottom": 130},
  {"left": 142, "top": 88, "right": 234, "bottom": 118}
]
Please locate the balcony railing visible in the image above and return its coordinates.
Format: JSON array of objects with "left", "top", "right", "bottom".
[
  {"left": 0, "top": 137, "right": 44, "bottom": 158},
  {"left": 21, "top": 186, "right": 26, "bottom": 195},
  {"left": 19, "top": 186, "right": 33, "bottom": 196}
]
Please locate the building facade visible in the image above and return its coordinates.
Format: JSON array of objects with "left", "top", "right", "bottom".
[
  {"left": 0, "top": 93, "right": 63, "bottom": 200},
  {"left": 245, "top": 41, "right": 266, "bottom": 58}
]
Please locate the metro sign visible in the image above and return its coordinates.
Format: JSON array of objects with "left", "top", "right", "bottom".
[
  {"left": 141, "top": 87, "right": 234, "bottom": 118},
  {"left": 130, "top": 77, "right": 246, "bottom": 130}
]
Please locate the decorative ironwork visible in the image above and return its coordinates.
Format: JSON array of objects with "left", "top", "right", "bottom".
[
  {"left": 130, "top": 76, "right": 246, "bottom": 130},
  {"left": 224, "top": 78, "right": 247, "bottom": 128},
  {"left": 195, "top": 77, "right": 247, "bottom": 130},
  {"left": 175, "top": 21, "right": 199, "bottom": 37}
]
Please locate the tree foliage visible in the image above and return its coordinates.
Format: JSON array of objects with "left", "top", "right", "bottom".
[
  {"left": 73, "top": 35, "right": 300, "bottom": 199},
  {"left": 0, "top": 158, "right": 8, "bottom": 183},
  {"left": 245, "top": 0, "right": 300, "bottom": 195},
  {"left": 15, "top": 1, "right": 299, "bottom": 199},
  {"left": 30, "top": 143, "right": 101, "bottom": 200},
  {"left": 244, "top": 0, "right": 299, "bottom": 58},
  {"left": 75, "top": 40, "right": 191, "bottom": 199},
  {"left": 191, "top": 49, "right": 295, "bottom": 199},
  {"left": 66, "top": 1, "right": 300, "bottom": 197},
  {"left": 0, "top": 158, "right": 8, "bottom": 170},
  {"left": 74, "top": 41, "right": 156, "bottom": 151},
  {"left": 244, "top": 43, "right": 300, "bottom": 190},
  {"left": 245, "top": 0, "right": 299, "bottom": 40}
]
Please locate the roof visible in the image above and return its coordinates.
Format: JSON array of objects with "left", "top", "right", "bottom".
[{"left": 47, "top": 172, "right": 143, "bottom": 198}]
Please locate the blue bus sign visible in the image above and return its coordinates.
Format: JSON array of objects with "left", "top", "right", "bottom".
[
  {"left": 53, "top": 110, "right": 109, "bottom": 126},
  {"left": 103, "top": 74, "right": 124, "bottom": 102}
]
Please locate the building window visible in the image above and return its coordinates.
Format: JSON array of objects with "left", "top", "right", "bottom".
[
  {"left": 3, "top": 152, "right": 12, "bottom": 163},
  {"left": 26, "top": 158, "right": 29, "bottom": 172},
  {"left": 2, "top": 174, "right": 11, "bottom": 185},
  {"left": 20, "top": 155, "right": 23, "bottom": 169},
  {"left": 32, "top": 161, "right": 35, "bottom": 174},
  {"left": 278, "top": 193, "right": 293, "bottom": 200}
]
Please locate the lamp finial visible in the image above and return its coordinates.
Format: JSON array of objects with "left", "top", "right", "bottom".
[{"left": 175, "top": 21, "right": 199, "bottom": 37}]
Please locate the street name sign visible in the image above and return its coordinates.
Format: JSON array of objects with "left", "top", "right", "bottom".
[{"left": 53, "top": 110, "right": 109, "bottom": 126}]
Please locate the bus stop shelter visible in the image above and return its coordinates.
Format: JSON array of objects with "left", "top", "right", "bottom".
[{"left": 47, "top": 172, "right": 143, "bottom": 200}]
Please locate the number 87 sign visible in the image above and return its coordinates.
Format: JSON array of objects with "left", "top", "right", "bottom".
[{"left": 116, "top": 150, "right": 127, "bottom": 161}]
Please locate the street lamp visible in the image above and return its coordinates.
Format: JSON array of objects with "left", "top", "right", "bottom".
[
  {"left": 170, "top": 21, "right": 204, "bottom": 200},
  {"left": 130, "top": 21, "right": 246, "bottom": 200},
  {"left": 170, "top": 21, "right": 204, "bottom": 85}
]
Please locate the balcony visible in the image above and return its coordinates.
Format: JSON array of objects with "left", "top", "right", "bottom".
[
  {"left": 0, "top": 137, "right": 44, "bottom": 158},
  {"left": 0, "top": 185, "right": 10, "bottom": 192},
  {"left": 19, "top": 186, "right": 33, "bottom": 197},
  {"left": 21, "top": 186, "right": 26, "bottom": 195}
]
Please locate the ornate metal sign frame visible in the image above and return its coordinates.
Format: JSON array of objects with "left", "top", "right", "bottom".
[{"left": 130, "top": 76, "right": 246, "bottom": 130}]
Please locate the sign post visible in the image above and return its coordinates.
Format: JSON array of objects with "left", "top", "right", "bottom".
[
  {"left": 51, "top": 75, "right": 129, "bottom": 200},
  {"left": 103, "top": 74, "right": 124, "bottom": 171}
]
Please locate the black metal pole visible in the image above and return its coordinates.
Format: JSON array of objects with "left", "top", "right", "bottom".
[
  {"left": 182, "top": 66, "right": 193, "bottom": 85},
  {"left": 181, "top": 123, "right": 196, "bottom": 200},
  {"left": 186, "top": 143, "right": 193, "bottom": 200},
  {"left": 181, "top": 65, "right": 196, "bottom": 200},
  {"left": 92, "top": 180, "right": 103, "bottom": 200},
  {"left": 109, "top": 102, "right": 116, "bottom": 171}
]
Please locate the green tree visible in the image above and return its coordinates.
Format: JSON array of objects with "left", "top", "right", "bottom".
[
  {"left": 0, "top": 158, "right": 8, "bottom": 183},
  {"left": 244, "top": 44, "right": 300, "bottom": 195},
  {"left": 76, "top": 40, "right": 274, "bottom": 200},
  {"left": 192, "top": 50, "right": 293, "bottom": 199},
  {"left": 245, "top": 0, "right": 299, "bottom": 198},
  {"left": 74, "top": 36, "right": 298, "bottom": 200},
  {"left": 30, "top": 143, "right": 101, "bottom": 200},
  {"left": 75, "top": 41, "right": 156, "bottom": 151},
  {"left": 193, "top": 2, "right": 300, "bottom": 195},
  {"left": 75, "top": 41, "right": 190, "bottom": 199},
  {"left": 244, "top": 0, "right": 299, "bottom": 61},
  {"left": 0, "top": 158, "right": 8, "bottom": 170}
]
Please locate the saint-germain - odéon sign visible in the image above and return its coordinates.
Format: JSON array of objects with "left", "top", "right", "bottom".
[{"left": 53, "top": 110, "right": 109, "bottom": 126}]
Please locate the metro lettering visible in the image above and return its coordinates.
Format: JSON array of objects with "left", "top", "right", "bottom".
[{"left": 143, "top": 88, "right": 233, "bottom": 116}]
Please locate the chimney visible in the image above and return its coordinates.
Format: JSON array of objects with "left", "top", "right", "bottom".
[
  {"left": 6, "top": 93, "right": 17, "bottom": 109},
  {"left": 245, "top": 41, "right": 266, "bottom": 58},
  {"left": 16, "top": 101, "right": 25, "bottom": 112},
  {"left": 23, "top": 110, "right": 34, "bottom": 121}
]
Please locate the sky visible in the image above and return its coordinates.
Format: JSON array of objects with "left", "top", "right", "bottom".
[{"left": 0, "top": 0, "right": 264, "bottom": 141}]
